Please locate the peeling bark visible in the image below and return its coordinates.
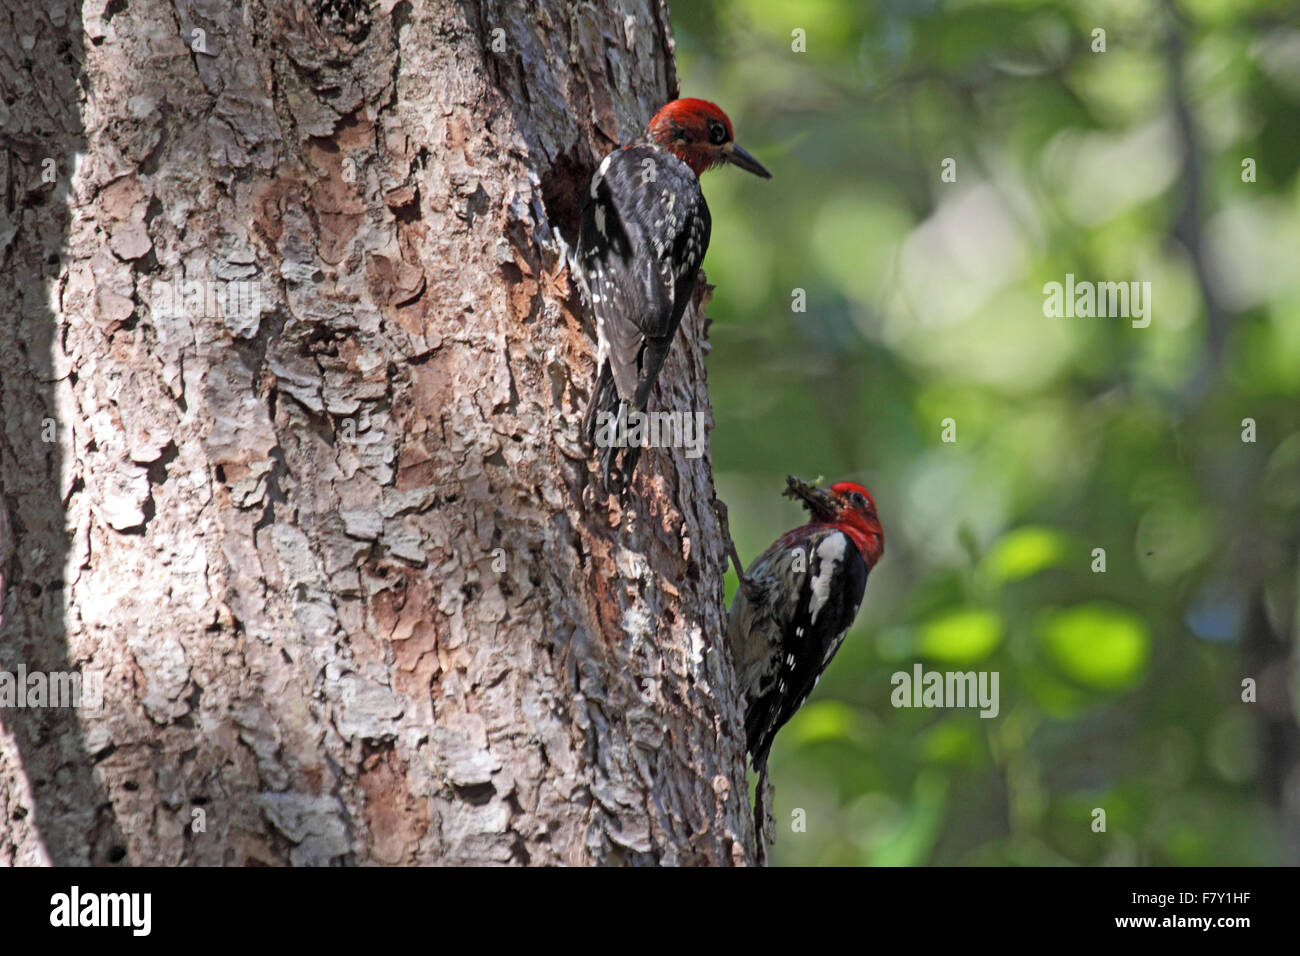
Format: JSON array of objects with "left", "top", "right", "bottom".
[{"left": 0, "top": 0, "right": 754, "bottom": 866}]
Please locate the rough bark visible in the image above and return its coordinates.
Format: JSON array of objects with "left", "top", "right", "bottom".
[{"left": 0, "top": 0, "right": 754, "bottom": 866}]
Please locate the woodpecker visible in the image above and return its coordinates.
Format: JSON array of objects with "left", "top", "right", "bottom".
[
  {"left": 578, "top": 98, "right": 771, "bottom": 494},
  {"left": 729, "top": 476, "right": 884, "bottom": 773}
]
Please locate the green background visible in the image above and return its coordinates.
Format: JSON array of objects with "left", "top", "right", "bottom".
[{"left": 672, "top": 0, "right": 1300, "bottom": 865}]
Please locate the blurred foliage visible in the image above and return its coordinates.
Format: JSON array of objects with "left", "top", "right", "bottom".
[{"left": 671, "top": 0, "right": 1300, "bottom": 865}]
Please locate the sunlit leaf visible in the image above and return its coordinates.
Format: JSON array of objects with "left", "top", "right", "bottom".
[
  {"left": 981, "top": 526, "right": 1070, "bottom": 583},
  {"left": 784, "top": 699, "right": 859, "bottom": 747},
  {"left": 917, "top": 608, "right": 1004, "bottom": 664},
  {"left": 1037, "top": 603, "right": 1150, "bottom": 691}
]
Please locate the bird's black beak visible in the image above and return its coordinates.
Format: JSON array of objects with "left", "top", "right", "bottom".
[
  {"left": 724, "top": 142, "right": 772, "bottom": 179},
  {"left": 784, "top": 475, "right": 835, "bottom": 519}
]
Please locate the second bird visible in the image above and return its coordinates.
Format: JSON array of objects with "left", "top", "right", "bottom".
[
  {"left": 578, "top": 98, "right": 771, "bottom": 494},
  {"left": 730, "top": 476, "right": 885, "bottom": 773}
]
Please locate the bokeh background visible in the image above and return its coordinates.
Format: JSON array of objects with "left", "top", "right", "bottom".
[{"left": 672, "top": 0, "right": 1300, "bottom": 864}]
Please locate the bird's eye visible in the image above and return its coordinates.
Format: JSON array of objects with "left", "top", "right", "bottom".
[
  {"left": 708, "top": 121, "right": 727, "bottom": 145},
  {"left": 850, "top": 492, "right": 867, "bottom": 509}
]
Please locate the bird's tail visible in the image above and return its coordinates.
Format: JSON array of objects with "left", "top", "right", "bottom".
[
  {"left": 582, "top": 362, "right": 617, "bottom": 449},
  {"left": 582, "top": 363, "right": 640, "bottom": 494},
  {"left": 633, "top": 339, "right": 671, "bottom": 412},
  {"left": 754, "top": 759, "right": 775, "bottom": 865}
]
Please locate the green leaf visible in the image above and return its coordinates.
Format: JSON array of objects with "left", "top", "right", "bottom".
[
  {"left": 917, "top": 608, "right": 1004, "bottom": 664},
  {"left": 1037, "top": 603, "right": 1150, "bottom": 691},
  {"left": 784, "top": 699, "right": 859, "bottom": 747},
  {"left": 981, "top": 526, "right": 1070, "bottom": 583}
]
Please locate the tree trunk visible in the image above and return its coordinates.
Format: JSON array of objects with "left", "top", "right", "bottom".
[{"left": 0, "top": 0, "right": 754, "bottom": 866}]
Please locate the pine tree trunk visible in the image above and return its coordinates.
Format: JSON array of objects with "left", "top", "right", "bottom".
[{"left": 0, "top": 0, "right": 754, "bottom": 866}]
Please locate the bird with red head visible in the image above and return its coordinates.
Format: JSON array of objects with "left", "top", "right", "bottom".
[
  {"left": 578, "top": 98, "right": 770, "bottom": 495},
  {"left": 781, "top": 477, "right": 885, "bottom": 570},
  {"left": 644, "top": 98, "right": 772, "bottom": 179},
  {"left": 730, "top": 475, "right": 884, "bottom": 772},
  {"left": 728, "top": 475, "right": 883, "bottom": 859}
]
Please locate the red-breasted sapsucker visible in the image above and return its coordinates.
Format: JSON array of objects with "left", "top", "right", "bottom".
[
  {"left": 729, "top": 476, "right": 885, "bottom": 772},
  {"left": 578, "top": 98, "right": 771, "bottom": 493}
]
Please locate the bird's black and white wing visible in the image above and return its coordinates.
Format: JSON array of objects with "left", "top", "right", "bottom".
[
  {"left": 578, "top": 145, "right": 710, "bottom": 406},
  {"left": 730, "top": 527, "right": 869, "bottom": 768}
]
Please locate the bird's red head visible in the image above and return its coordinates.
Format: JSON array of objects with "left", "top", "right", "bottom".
[
  {"left": 645, "top": 98, "right": 772, "bottom": 180},
  {"left": 786, "top": 476, "right": 884, "bottom": 568}
]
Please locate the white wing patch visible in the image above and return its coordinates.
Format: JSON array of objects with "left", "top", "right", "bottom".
[
  {"left": 808, "top": 532, "right": 847, "bottom": 626},
  {"left": 590, "top": 153, "right": 613, "bottom": 198}
]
